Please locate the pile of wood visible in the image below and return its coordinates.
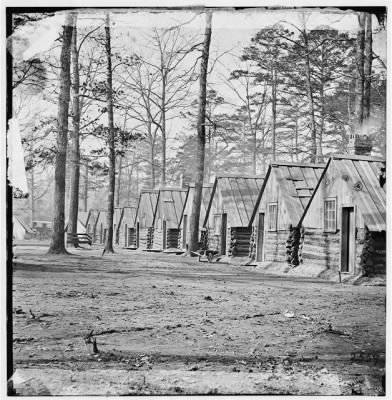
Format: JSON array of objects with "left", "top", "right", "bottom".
[
  {"left": 229, "top": 227, "right": 252, "bottom": 257},
  {"left": 286, "top": 224, "right": 303, "bottom": 266},
  {"left": 248, "top": 226, "right": 257, "bottom": 259},
  {"left": 147, "top": 227, "right": 154, "bottom": 249},
  {"left": 166, "top": 228, "right": 180, "bottom": 249},
  {"left": 360, "top": 228, "right": 386, "bottom": 276},
  {"left": 200, "top": 229, "right": 208, "bottom": 251},
  {"left": 127, "top": 228, "right": 136, "bottom": 248}
]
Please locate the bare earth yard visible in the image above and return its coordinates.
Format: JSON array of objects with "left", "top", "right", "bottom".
[{"left": 11, "top": 244, "right": 386, "bottom": 395}]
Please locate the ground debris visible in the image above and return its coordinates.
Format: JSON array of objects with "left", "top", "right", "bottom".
[
  {"left": 204, "top": 295, "right": 213, "bottom": 301},
  {"left": 13, "top": 337, "right": 36, "bottom": 343}
]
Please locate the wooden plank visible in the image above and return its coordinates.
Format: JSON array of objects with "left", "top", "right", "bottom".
[
  {"left": 270, "top": 161, "right": 326, "bottom": 168},
  {"left": 339, "top": 159, "right": 384, "bottom": 231},
  {"left": 301, "top": 167, "right": 321, "bottom": 192},
  {"left": 332, "top": 154, "right": 385, "bottom": 162},
  {"left": 288, "top": 166, "right": 308, "bottom": 209},
  {"left": 353, "top": 160, "right": 386, "bottom": 223}
]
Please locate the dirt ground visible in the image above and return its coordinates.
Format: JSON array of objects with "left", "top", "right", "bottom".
[{"left": 10, "top": 243, "right": 386, "bottom": 395}]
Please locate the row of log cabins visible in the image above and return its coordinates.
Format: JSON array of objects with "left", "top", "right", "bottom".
[{"left": 84, "top": 153, "right": 386, "bottom": 278}]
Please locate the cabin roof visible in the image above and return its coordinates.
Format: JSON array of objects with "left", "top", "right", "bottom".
[
  {"left": 299, "top": 155, "right": 386, "bottom": 231},
  {"left": 136, "top": 190, "right": 159, "bottom": 227},
  {"left": 153, "top": 188, "right": 187, "bottom": 228},
  {"left": 248, "top": 162, "right": 326, "bottom": 227},
  {"left": 122, "top": 206, "right": 137, "bottom": 226},
  {"left": 204, "top": 175, "right": 265, "bottom": 227},
  {"left": 179, "top": 185, "right": 214, "bottom": 227}
]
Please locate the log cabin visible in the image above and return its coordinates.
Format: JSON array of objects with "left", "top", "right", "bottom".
[
  {"left": 178, "top": 184, "right": 214, "bottom": 251},
  {"left": 203, "top": 175, "right": 264, "bottom": 257},
  {"left": 119, "top": 206, "right": 138, "bottom": 248},
  {"left": 135, "top": 189, "right": 159, "bottom": 250},
  {"left": 151, "top": 187, "right": 187, "bottom": 251},
  {"left": 298, "top": 154, "right": 386, "bottom": 277},
  {"left": 86, "top": 209, "right": 100, "bottom": 244},
  {"left": 248, "top": 162, "right": 325, "bottom": 264},
  {"left": 113, "top": 207, "right": 124, "bottom": 246}
]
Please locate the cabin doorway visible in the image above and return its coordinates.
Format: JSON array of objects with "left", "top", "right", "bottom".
[
  {"left": 124, "top": 224, "right": 128, "bottom": 246},
  {"left": 220, "top": 213, "right": 227, "bottom": 255},
  {"left": 341, "top": 206, "right": 355, "bottom": 273},
  {"left": 182, "top": 215, "right": 188, "bottom": 249},
  {"left": 256, "top": 213, "right": 265, "bottom": 262}
]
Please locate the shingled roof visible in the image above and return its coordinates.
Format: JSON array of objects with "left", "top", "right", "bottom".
[
  {"left": 248, "top": 161, "right": 326, "bottom": 227},
  {"left": 299, "top": 154, "right": 386, "bottom": 232},
  {"left": 204, "top": 175, "right": 264, "bottom": 227},
  {"left": 136, "top": 190, "right": 159, "bottom": 228},
  {"left": 153, "top": 187, "right": 187, "bottom": 229}
]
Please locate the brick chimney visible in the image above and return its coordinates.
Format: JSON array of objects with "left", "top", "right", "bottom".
[{"left": 347, "top": 133, "right": 373, "bottom": 156}]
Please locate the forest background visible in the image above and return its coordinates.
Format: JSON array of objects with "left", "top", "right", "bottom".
[{"left": 8, "top": 7, "right": 387, "bottom": 234}]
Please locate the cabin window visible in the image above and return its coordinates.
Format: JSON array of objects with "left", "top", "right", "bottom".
[
  {"left": 268, "top": 203, "right": 278, "bottom": 231},
  {"left": 213, "top": 214, "right": 221, "bottom": 235},
  {"left": 324, "top": 198, "right": 337, "bottom": 232}
]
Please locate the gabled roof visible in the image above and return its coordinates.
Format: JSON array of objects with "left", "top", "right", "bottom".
[
  {"left": 249, "top": 161, "right": 325, "bottom": 227},
  {"left": 121, "top": 206, "right": 137, "bottom": 227},
  {"left": 178, "top": 184, "right": 214, "bottom": 227},
  {"left": 135, "top": 190, "right": 159, "bottom": 227},
  {"left": 298, "top": 154, "right": 386, "bottom": 231},
  {"left": 153, "top": 187, "right": 187, "bottom": 228},
  {"left": 204, "top": 175, "right": 264, "bottom": 227}
]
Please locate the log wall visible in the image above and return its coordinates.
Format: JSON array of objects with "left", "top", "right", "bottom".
[
  {"left": 263, "top": 230, "right": 291, "bottom": 263},
  {"left": 300, "top": 228, "right": 341, "bottom": 270},
  {"left": 301, "top": 227, "right": 385, "bottom": 276},
  {"left": 139, "top": 227, "right": 153, "bottom": 250},
  {"left": 228, "top": 227, "right": 252, "bottom": 257},
  {"left": 360, "top": 229, "right": 386, "bottom": 276}
]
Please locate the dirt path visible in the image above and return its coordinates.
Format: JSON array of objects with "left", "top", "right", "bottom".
[{"left": 11, "top": 246, "right": 386, "bottom": 395}]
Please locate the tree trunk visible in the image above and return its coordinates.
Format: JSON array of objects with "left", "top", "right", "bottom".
[
  {"left": 354, "top": 13, "right": 366, "bottom": 129},
  {"left": 68, "top": 14, "right": 80, "bottom": 247},
  {"left": 271, "top": 66, "right": 277, "bottom": 161},
  {"left": 317, "top": 45, "right": 326, "bottom": 163},
  {"left": 48, "top": 14, "right": 73, "bottom": 254},
  {"left": 160, "top": 80, "right": 167, "bottom": 186},
  {"left": 30, "top": 167, "right": 35, "bottom": 223},
  {"left": 188, "top": 11, "right": 212, "bottom": 255},
  {"left": 116, "top": 154, "right": 122, "bottom": 207},
  {"left": 104, "top": 13, "right": 115, "bottom": 253},
  {"left": 83, "top": 161, "right": 88, "bottom": 212},
  {"left": 363, "top": 12, "right": 372, "bottom": 120},
  {"left": 302, "top": 21, "right": 317, "bottom": 163}
]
